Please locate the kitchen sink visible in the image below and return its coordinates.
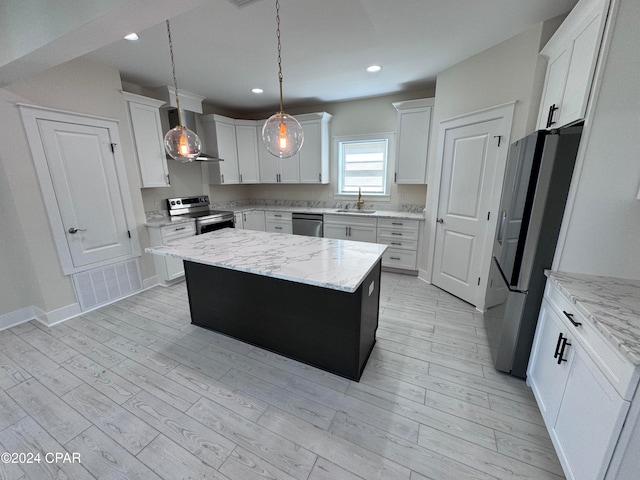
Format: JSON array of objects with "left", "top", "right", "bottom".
[{"left": 335, "top": 209, "right": 376, "bottom": 214}]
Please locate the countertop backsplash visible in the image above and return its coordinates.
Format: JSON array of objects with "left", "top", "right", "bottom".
[{"left": 146, "top": 199, "right": 425, "bottom": 222}]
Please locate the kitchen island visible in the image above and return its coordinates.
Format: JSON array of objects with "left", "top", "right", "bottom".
[{"left": 146, "top": 228, "right": 387, "bottom": 380}]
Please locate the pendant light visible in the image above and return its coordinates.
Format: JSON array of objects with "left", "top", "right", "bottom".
[
  {"left": 163, "top": 19, "right": 202, "bottom": 163},
  {"left": 262, "top": 0, "right": 303, "bottom": 158}
]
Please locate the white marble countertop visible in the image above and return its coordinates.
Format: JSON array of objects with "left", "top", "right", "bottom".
[
  {"left": 546, "top": 271, "right": 640, "bottom": 365},
  {"left": 145, "top": 228, "right": 387, "bottom": 293},
  {"left": 147, "top": 206, "right": 424, "bottom": 228}
]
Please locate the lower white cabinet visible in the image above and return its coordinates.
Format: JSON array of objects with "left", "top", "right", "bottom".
[
  {"left": 323, "top": 214, "right": 377, "bottom": 243},
  {"left": 241, "top": 210, "right": 265, "bottom": 231},
  {"left": 234, "top": 212, "right": 244, "bottom": 229},
  {"left": 148, "top": 221, "right": 196, "bottom": 284},
  {"left": 376, "top": 218, "right": 420, "bottom": 271},
  {"left": 528, "top": 280, "right": 635, "bottom": 480},
  {"left": 264, "top": 211, "right": 292, "bottom": 234}
]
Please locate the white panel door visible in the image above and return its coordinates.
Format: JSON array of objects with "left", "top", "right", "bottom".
[
  {"left": 38, "top": 119, "right": 133, "bottom": 268},
  {"left": 432, "top": 118, "right": 501, "bottom": 304}
]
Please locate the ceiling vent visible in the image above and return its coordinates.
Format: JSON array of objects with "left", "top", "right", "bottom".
[{"left": 227, "top": 0, "right": 263, "bottom": 7}]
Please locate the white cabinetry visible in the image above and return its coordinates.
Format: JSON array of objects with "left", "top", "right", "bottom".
[
  {"left": 148, "top": 221, "right": 196, "bottom": 284},
  {"left": 377, "top": 218, "right": 420, "bottom": 271},
  {"left": 257, "top": 120, "right": 300, "bottom": 183},
  {"left": 201, "top": 114, "right": 240, "bottom": 184},
  {"left": 536, "top": 0, "right": 609, "bottom": 129},
  {"left": 393, "top": 98, "right": 434, "bottom": 184},
  {"left": 265, "top": 211, "right": 293, "bottom": 234},
  {"left": 235, "top": 120, "right": 260, "bottom": 184},
  {"left": 297, "top": 112, "right": 331, "bottom": 184},
  {"left": 123, "top": 92, "right": 169, "bottom": 188},
  {"left": 234, "top": 212, "right": 244, "bottom": 229},
  {"left": 324, "top": 215, "right": 377, "bottom": 243},
  {"left": 528, "top": 279, "right": 636, "bottom": 480},
  {"left": 241, "top": 210, "right": 265, "bottom": 231}
]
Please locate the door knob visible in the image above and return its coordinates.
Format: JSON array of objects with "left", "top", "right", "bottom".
[
  {"left": 68, "top": 227, "right": 87, "bottom": 234},
  {"left": 436, "top": 218, "right": 444, "bottom": 224}
]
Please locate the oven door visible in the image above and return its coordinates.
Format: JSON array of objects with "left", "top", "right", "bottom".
[{"left": 198, "top": 218, "right": 234, "bottom": 234}]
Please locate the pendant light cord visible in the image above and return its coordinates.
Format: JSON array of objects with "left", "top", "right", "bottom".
[
  {"left": 166, "top": 19, "right": 183, "bottom": 126},
  {"left": 275, "top": 0, "right": 284, "bottom": 114}
]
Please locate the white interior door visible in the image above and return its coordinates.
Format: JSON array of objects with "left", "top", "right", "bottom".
[
  {"left": 37, "top": 119, "right": 133, "bottom": 268},
  {"left": 431, "top": 118, "right": 504, "bottom": 306}
]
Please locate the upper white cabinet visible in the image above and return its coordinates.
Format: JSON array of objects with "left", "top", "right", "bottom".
[
  {"left": 201, "top": 114, "right": 240, "bottom": 185},
  {"left": 235, "top": 120, "right": 260, "bottom": 184},
  {"left": 393, "top": 98, "right": 434, "bottom": 184},
  {"left": 257, "top": 120, "right": 300, "bottom": 184},
  {"left": 536, "top": 0, "right": 609, "bottom": 129},
  {"left": 123, "top": 92, "right": 170, "bottom": 188},
  {"left": 297, "top": 112, "right": 332, "bottom": 184}
]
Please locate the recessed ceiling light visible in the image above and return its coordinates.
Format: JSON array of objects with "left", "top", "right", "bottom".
[
  {"left": 251, "top": 88, "right": 264, "bottom": 94},
  {"left": 366, "top": 65, "right": 382, "bottom": 73},
  {"left": 124, "top": 33, "right": 139, "bottom": 41}
]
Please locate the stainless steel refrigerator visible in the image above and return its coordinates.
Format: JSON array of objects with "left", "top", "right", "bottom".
[{"left": 484, "top": 126, "right": 582, "bottom": 378}]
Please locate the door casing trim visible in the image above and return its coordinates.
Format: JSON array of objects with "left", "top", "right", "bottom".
[{"left": 426, "top": 101, "right": 515, "bottom": 311}]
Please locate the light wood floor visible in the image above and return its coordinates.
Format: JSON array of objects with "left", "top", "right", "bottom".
[{"left": 0, "top": 272, "right": 564, "bottom": 480}]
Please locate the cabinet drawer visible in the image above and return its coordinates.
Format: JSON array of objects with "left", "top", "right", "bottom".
[
  {"left": 265, "top": 221, "right": 292, "bottom": 234},
  {"left": 265, "top": 211, "right": 292, "bottom": 221},
  {"left": 160, "top": 222, "right": 196, "bottom": 241},
  {"left": 377, "top": 227, "right": 419, "bottom": 241},
  {"left": 544, "top": 281, "right": 638, "bottom": 400},
  {"left": 382, "top": 248, "right": 417, "bottom": 270},
  {"left": 377, "top": 218, "right": 420, "bottom": 231},
  {"left": 376, "top": 236, "right": 418, "bottom": 251}
]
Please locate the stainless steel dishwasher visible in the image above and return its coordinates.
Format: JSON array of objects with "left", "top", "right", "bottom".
[{"left": 292, "top": 213, "right": 323, "bottom": 237}]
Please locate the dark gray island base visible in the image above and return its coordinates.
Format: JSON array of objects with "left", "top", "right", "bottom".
[{"left": 184, "top": 260, "right": 381, "bottom": 381}]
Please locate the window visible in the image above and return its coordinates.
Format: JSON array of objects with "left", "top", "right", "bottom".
[{"left": 335, "top": 133, "right": 393, "bottom": 196}]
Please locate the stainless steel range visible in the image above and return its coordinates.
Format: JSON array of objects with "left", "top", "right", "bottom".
[{"left": 167, "top": 196, "right": 234, "bottom": 234}]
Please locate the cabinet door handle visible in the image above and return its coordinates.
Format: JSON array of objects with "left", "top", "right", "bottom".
[
  {"left": 546, "top": 104, "right": 559, "bottom": 128},
  {"left": 554, "top": 333, "right": 571, "bottom": 364},
  {"left": 319, "top": 173, "right": 322, "bottom": 182},
  {"left": 239, "top": 174, "right": 243, "bottom": 183},
  {"left": 243, "top": 213, "right": 246, "bottom": 222},
  {"left": 221, "top": 174, "right": 225, "bottom": 184},
  {"left": 563, "top": 311, "right": 582, "bottom": 327},
  {"left": 553, "top": 333, "right": 564, "bottom": 360}
]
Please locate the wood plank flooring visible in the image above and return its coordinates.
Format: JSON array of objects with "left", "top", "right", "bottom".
[{"left": 0, "top": 272, "right": 564, "bottom": 480}]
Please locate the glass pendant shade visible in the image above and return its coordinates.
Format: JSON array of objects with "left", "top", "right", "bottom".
[
  {"left": 262, "top": 112, "right": 304, "bottom": 158},
  {"left": 164, "top": 125, "right": 201, "bottom": 163}
]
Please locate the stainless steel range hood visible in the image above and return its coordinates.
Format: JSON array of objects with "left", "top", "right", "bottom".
[{"left": 166, "top": 109, "right": 222, "bottom": 162}]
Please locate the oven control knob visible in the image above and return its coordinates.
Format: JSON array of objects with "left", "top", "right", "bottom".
[
  {"left": 170, "top": 201, "right": 175, "bottom": 205},
  {"left": 200, "top": 197, "right": 205, "bottom": 202},
  {"left": 176, "top": 200, "right": 181, "bottom": 204}
]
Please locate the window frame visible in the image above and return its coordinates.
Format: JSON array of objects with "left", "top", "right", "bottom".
[{"left": 333, "top": 132, "right": 395, "bottom": 199}]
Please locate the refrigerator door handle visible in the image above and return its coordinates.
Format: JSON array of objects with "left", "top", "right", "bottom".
[{"left": 497, "top": 210, "right": 507, "bottom": 245}]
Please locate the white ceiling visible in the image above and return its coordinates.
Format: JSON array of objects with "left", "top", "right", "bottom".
[{"left": 82, "top": 0, "right": 578, "bottom": 114}]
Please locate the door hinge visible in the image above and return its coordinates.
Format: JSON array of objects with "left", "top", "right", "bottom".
[
  {"left": 487, "top": 211, "right": 491, "bottom": 221},
  {"left": 493, "top": 136, "right": 502, "bottom": 147},
  {"left": 127, "top": 230, "right": 131, "bottom": 238},
  {"left": 110, "top": 143, "right": 117, "bottom": 153},
  {"left": 478, "top": 277, "right": 481, "bottom": 285},
  {"left": 394, "top": 172, "right": 397, "bottom": 182}
]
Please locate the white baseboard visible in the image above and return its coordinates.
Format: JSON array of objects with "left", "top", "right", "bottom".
[
  {"left": 0, "top": 306, "right": 36, "bottom": 331},
  {"left": 33, "top": 303, "right": 82, "bottom": 327},
  {"left": 142, "top": 275, "right": 159, "bottom": 290},
  {"left": 418, "top": 268, "right": 431, "bottom": 284}
]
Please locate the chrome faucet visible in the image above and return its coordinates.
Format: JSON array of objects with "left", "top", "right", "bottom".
[{"left": 357, "top": 187, "right": 364, "bottom": 210}]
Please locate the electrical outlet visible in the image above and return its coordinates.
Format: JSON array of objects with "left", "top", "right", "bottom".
[
  {"left": 327, "top": 191, "right": 333, "bottom": 198},
  {"left": 153, "top": 196, "right": 161, "bottom": 206},
  {"left": 398, "top": 192, "right": 406, "bottom": 201}
]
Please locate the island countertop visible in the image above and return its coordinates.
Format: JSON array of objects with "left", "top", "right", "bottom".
[{"left": 145, "top": 228, "right": 387, "bottom": 293}]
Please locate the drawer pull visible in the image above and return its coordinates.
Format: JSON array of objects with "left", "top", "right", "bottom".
[
  {"left": 391, "top": 232, "right": 403, "bottom": 236},
  {"left": 390, "top": 256, "right": 401, "bottom": 260},
  {"left": 274, "top": 214, "right": 282, "bottom": 217},
  {"left": 563, "top": 311, "right": 582, "bottom": 327},
  {"left": 275, "top": 227, "right": 282, "bottom": 230},
  {"left": 175, "top": 227, "right": 186, "bottom": 231},
  {"left": 391, "top": 222, "right": 403, "bottom": 226},
  {"left": 390, "top": 242, "right": 402, "bottom": 246}
]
